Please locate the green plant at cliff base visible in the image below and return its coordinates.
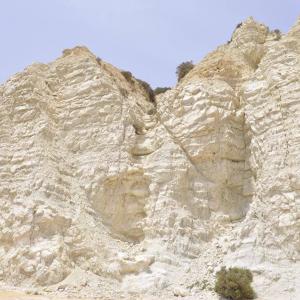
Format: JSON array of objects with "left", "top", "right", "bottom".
[{"left": 215, "top": 267, "right": 255, "bottom": 300}]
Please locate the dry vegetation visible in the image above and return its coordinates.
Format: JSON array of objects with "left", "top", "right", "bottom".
[{"left": 215, "top": 267, "right": 255, "bottom": 300}]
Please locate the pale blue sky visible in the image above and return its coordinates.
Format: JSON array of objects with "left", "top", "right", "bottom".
[{"left": 1, "top": 1, "right": 299, "bottom": 87}]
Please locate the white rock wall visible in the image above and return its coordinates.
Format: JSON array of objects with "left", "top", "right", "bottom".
[{"left": 0, "top": 18, "right": 299, "bottom": 300}]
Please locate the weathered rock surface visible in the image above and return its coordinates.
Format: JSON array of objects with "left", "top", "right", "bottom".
[{"left": 0, "top": 17, "right": 299, "bottom": 299}]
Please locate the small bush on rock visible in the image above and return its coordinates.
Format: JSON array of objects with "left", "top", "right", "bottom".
[
  {"left": 154, "top": 87, "right": 171, "bottom": 95},
  {"left": 176, "top": 61, "right": 194, "bottom": 82},
  {"left": 137, "top": 79, "right": 155, "bottom": 103},
  {"left": 120, "top": 70, "right": 155, "bottom": 103},
  {"left": 96, "top": 57, "right": 102, "bottom": 65},
  {"left": 272, "top": 29, "right": 282, "bottom": 41},
  {"left": 215, "top": 267, "right": 255, "bottom": 300},
  {"left": 121, "top": 71, "right": 133, "bottom": 82}
]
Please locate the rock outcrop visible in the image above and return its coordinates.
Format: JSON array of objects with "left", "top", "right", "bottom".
[{"left": 0, "top": 17, "right": 299, "bottom": 299}]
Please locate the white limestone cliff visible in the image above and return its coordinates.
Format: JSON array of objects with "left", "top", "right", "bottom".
[{"left": 0, "top": 17, "right": 299, "bottom": 299}]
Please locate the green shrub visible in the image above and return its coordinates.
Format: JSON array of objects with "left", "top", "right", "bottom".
[
  {"left": 176, "top": 61, "right": 194, "bottom": 82},
  {"left": 215, "top": 267, "right": 255, "bottom": 300},
  {"left": 154, "top": 87, "right": 171, "bottom": 95},
  {"left": 137, "top": 79, "right": 155, "bottom": 103},
  {"left": 272, "top": 29, "right": 282, "bottom": 41},
  {"left": 96, "top": 57, "right": 102, "bottom": 65},
  {"left": 120, "top": 70, "right": 155, "bottom": 103},
  {"left": 121, "top": 70, "right": 133, "bottom": 82}
]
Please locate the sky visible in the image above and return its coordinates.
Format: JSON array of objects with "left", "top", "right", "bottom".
[{"left": 0, "top": 1, "right": 299, "bottom": 88}]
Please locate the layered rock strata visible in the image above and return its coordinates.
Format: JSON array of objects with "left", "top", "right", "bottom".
[{"left": 0, "top": 17, "right": 299, "bottom": 300}]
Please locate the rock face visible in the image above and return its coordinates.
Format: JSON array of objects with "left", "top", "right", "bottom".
[{"left": 0, "top": 17, "right": 299, "bottom": 299}]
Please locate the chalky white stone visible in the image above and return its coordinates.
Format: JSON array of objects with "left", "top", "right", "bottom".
[{"left": 0, "top": 17, "right": 299, "bottom": 300}]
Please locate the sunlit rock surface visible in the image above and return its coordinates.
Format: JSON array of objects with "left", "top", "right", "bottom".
[{"left": 0, "top": 17, "right": 299, "bottom": 300}]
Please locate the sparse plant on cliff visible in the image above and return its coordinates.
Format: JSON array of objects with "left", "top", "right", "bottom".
[
  {"left": 121, "top": 70, "right": 133, "bottom": 82},
  {"left": 176, "top": 61, "right": 194, "bottom": 82},
  {"left": 137, "top": 79, "right": 155, "bottom": 103},
  {"left": 154, "top": 87, "right": 171, "bottom": 95},
  {"left": 120, "top": 70, "right": 155, "bottom": 103},
  {"left": 272, "top": 29, "right": 282, "bottom": 41},
  {"left": 96, "top": 57, "right": 102, "bottom": 65},
  {"left": 215, "top": 267, "right": 255, "bottom": 300}
]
